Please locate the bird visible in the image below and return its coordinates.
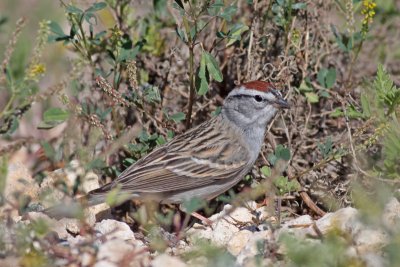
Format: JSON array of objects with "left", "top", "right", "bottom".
[
  {"left": 45, "top": 81, "right": 290, "bottom": 221},
  {"left": 87, "top": 81, "right": 290, "bottom": 210}
]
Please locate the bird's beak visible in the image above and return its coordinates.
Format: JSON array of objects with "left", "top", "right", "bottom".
[{"left": 273, "top": 96, "right": 291, "bottom": 109}]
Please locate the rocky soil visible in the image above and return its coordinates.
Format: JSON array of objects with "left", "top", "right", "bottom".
[{"left": 1, "top": 162, "right": 399, "bottom": 267}]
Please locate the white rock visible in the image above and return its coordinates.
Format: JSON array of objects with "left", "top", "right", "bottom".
[
  {"left": 81, "top": 252, "right": 93, "bottom": 266},
  {"left": 360, "top": 253, "right": 387, "bottom": 267},
  {"left": 227, "top": 205, "right": 255, "bottom": 224},
  {"left": 315, "top": 207, "right": 362, "bottom": 235},
  {"left": 97, "top": 239, "right": 132, "bottom": 262},
  {"left": 165, "top": 240, "right": 190, "bottom": 255},
  {"left": 64, "top": 219, "right": 80, "bottom": 235},
  {"left": 82, "top": 172, "right": 100, "bottom": 193},
  {"left": 187, "top": 205, "right": 240, "bottom": 246},
  {"left": 86, "top": 203, "right": 111, "bottom": 226},
  {"left": 282, "top": 215, "right": 313, "bottom": 227},
  {"left": 151, "top": 254, "right": 187, "bottom": 267},
  {"left": 96, "top": 239, "right": 149, "bottom": 267},
  {"left": 94, "top": 260, "right": 118, "bottom": 267},
  {"left": 227, "top": 230, "right": 253, "bottom": 256},
  {"left": 354, "top": 229, "right": 388, "bottom": 253},
  {"left": 255, "top": 205, "right": 271, "bottom": 221},
  {"left": 94, "top": 219, "right": 135, "bottom": 242},
  {"left": 1, "top": 162, "right": 38, "bottom": 218},
  {"left": 236, "top": 230, "right": 273, "bottom": 265},
  {"left": 278, "top": 215, "right": 314, "bottom": 238},
  {"left": 382, "top": 197, "right": 400, "bottom": 231},
  {"left": 23, "top": 212, "right": 70, "bottom": 240}
]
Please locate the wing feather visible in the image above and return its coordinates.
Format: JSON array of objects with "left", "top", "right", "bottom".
[{"left": 92, "top": 116, "right": 251, "bottom": 196}]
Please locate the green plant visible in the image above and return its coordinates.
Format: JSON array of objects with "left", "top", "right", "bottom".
[{"left": 171, "top": 0, "right": 249, "bottom": 128}]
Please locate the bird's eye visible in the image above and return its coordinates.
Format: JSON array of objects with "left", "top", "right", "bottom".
[{"left": 254, "top": 95, "right": 263, "bottom": 102}]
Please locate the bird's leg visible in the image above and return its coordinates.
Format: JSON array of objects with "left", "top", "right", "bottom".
[
  {"left": 178, "top": 204, "right": 213, "bottom": 226},
  {"left": 191, "top": 211, "right": 213, "bottom": 226}
]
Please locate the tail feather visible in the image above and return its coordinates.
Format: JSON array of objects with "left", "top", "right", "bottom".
[
  {"left": 44, "top": 183, "right": 133, "bottom": 219},
  {"left": 44, "top": 187, "right": 109, "bottom": 219}
]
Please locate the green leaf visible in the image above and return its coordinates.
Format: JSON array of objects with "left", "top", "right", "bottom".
[
  {"left": 118, "top": 39, "right": 145, "bottom": 62},
  {"left": 318, "top": 68, "right": 328, "bottom": 88},
  {"left": 176, "top": 27, "right": 186, "bottom": 43},
  {"left": 66, "top": 5, "right": 83, "bottom": 14},
  {"left": 361, "top": 93, "right": 371, "bottom": 117},
  {"left": 287, "top": 180, "right": 300, "bottom": 192},
  {"left": 197, "top": 77, "right": 209, "bottom": 95},
  {"left": 279, "top": 148, "right": 291, "bottom": 161},
  {"left": 41, "top": 141, "right": 54, "bottom": 161},
  {"left": 274, "top": 176, "right": 288, "bottom": 192},
  {"left": 325, "top": 68, "right": 337, "bottom": 89},
  {"left": 305, "top": 92, "right": 319, "bottom": 103},
  {"left": 331, "top": 108, "right": 344, "bottom": 117},
  {"left": 276, "top": 145, "right": 290, "bottom": 161},
  {"left": 268, "top": 154, "right": 277, "bottom": 166},
  {"left": 37, "top": 120, "right": 64, "bottom": 129},
  {"left": 320, "top": 91, "right": 330, "bottom": 98},
  {"left": 170, "top": 112, "right": 185, "bottom": 123},
  {"left": 138, "top": 131, "right": 149, "bottom": 143},
  {"left": 199, "top": 52, "right": 207, "bottom": 78},
  {"left": 48, "top": 21, "right": 65, "bottom": 36},
  {"left": 190, "top": 26, "right": 196, "bottom": 40},
  {"left": 182, "top": 196, "right": 206, "bottom": 213},
  {"left": 210, "top": 3, "right": 225, "bottom": 8},
  {"left": 348, "top": 104, "right": 365, "bottom": 118},
  {"left": 156, "top": 137, "right": 167, "bottom": 146},
  {"left": 196, "top": 57, "right": 209, "bottom": 95},
  {"left": 292, "top": 3, "right": 307, "bottom": 9},
  {"left": 226, "top": 23, "right": 249, "bottom": 47},
  {"left": 261, "top": 166, "right": 271, "bottom": 178},
  {"left": 94, "top": 68, "right": 104, "bottom": 77},
  {"left": 317, "top": 141, "right": 325, "bottom": 156},
  {"left": 218, "top": 5, "right": 238, "bottom": 21},
  {"left": 4, "top": 68, "right": 12, "bottom": 86},
  {"left": 0, "top": 16, "right": 8, "bottom": 27},
  {"left": 0, "top": 156, "right": 8, "bottom": 198},
  {"left": 84, "top": 13, "right": 97, "bottom": 25},
  {"left": 86, "top": 159, "right": 106, "bottom": 170},
  {"left": 153, "top": 0, "right": 167, "bottom": 18},
  {"left": 325, "top": 137, "right": 332, "bottom": 154},
  {"left": 38, "top": 108, "right": 70, "bottom": 129},
  {"left": 217, "top": 31, "right": 227, "bottom": 38},
  {"left": 43, "top": 107, "right": 70, "bottom": 121},
  {"left": 204, "top": 52, "right": 223, "bottom": 82},
  {"left": 105, "top": 185, "right": 131, "bottom": 206},
  {"left": 299, "top": 82, "right": 312, "bottom": 92},
  {"left": 211, "top": 106, "right": 222, "bottom": 116},
  {"left": 86, "top": 2, "right": 107, "bottom": 12}
]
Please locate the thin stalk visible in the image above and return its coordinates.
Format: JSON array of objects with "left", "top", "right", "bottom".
[
  {"left": 345, "top": 38, "right": 364, "bottom": 90},
  {"left": 183, "top": 16, "right": 195, "bottom": 130},
  {"left": 186, "top": 48, "right": 195, "bottom": 130},
  {"left": 290, "top": 154, "right": 344, "bottom": 181},
  {"left": 285, "top": 0, "right": 293, "bottom": 46},
  {"left": 277, "top": 196, "right": 282, "bottom": 226},
  {"left": 0, "top": 94, "right": 15, "bottom": 119}
]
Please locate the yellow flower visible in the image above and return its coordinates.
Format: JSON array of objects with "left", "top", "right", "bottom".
[
  {"left": 361, "top": 0, "right": 376, "bottom": 26},
  {"left": 30, "top": 63, "right": 46, "bottom": 77}
]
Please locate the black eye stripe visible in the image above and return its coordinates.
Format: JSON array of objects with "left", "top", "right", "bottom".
[
  {"left": 231, "top": 94, "right": 261, "bottom": 99},
  {"left": 230, "top": 94, "right": 271, "bottom": 103},
  {"left": 254, "top": 95, "right": 263, "bottom": 102}
]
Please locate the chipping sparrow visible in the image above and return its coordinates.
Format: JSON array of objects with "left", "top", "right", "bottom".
[{"left": 87, "top": 81, "right": 290, "bottom": 206}]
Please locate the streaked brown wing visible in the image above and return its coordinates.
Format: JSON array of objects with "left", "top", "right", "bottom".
[{"left": 111, "top": 116, "right": 250, "bottom": 194}]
